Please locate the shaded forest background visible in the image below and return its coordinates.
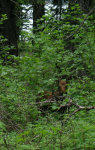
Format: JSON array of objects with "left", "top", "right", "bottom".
[{"left": 0, "top": 0, "right": 95, "bottom": 149}]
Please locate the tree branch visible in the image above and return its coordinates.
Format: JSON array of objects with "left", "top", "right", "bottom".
[{"left": 58, "top": 99, "right": 95, "bottom": 124}]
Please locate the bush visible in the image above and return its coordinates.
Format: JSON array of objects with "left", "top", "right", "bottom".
[{"left": 0, "top": 4, "right": 95, "bottom": 149}]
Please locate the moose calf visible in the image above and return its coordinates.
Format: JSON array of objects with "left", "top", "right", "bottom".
[{"left": 40, "top": 80, "right": 67, "bottom": 100}]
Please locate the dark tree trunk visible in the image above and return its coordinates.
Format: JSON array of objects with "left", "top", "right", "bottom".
[
  {"left": 69, "top": 0, "right": 94, "bottom": 13},
  {"left": 52, "top": 0, "right": 64, "bottom": 20},
  {"left": 77, "top": 0, "right": 91, "bottom": 13},
  {"left": 32, "top": 0, "right": 45, "bottom": 33},
  {"left": 0, "top": 0, "right": 19, "bottom": 56}
]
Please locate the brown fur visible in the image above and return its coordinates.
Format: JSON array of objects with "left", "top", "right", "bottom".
[
  {"left": 40, "top": 80, "right": 67, "bottom": 99},
  {"left": 59, "top": 80, "right": 66, "bottom": 94}
]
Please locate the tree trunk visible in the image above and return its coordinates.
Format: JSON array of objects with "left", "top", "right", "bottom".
[
  {"left": 32, "top": 0, "right": 45, "bottom": 33},
  {"left": 69, "top": 0, "right": 94, "bottom": 13},
  {"left": 78, "top": 0, "right": 91, "bottom": 13},
  {"left": 0, "top": 0, "right": 19, "bottom": 56}
]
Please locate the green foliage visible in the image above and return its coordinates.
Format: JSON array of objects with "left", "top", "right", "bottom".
[
  {"left": 0, "top": 14, "right": 12, "bottom": 62},
  {"left": 0, "top": 14, "right": 7, "bottom": 24},
  {"left": 0, "top": 4, "right": 95, "bottom": 149}
]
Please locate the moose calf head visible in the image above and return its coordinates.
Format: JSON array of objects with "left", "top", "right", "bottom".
[{"left": 59, "top": 80, "right": 66, "bottom": 94}]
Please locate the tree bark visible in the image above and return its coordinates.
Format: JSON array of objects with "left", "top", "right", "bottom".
[
  {"left": 0, "top": 0, "right": 19, "bottom": 56},
  {"left": 69, "top": 0, "right": 94, "bottom": 13},
  {"left": 32, "top": 0, "right": 45, "bottom": 33}
]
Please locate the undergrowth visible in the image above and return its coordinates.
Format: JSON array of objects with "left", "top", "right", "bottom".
[{"left": 0, "top": 4, "right": 95, "bottom": 150}]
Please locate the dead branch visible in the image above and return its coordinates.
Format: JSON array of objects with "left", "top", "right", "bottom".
[
  {"left": 36, "top": 100, "right": 56, "bottom": 105},
  {"left": 10, "top": 0, "right": 19, "bottom": 5},
  {"left": 36, "top": 97, "right": 95, "bottom": 115},
  {"left": 58, "top": 99, "right": 95, "bottom": 125},
  {"left": 58, "top": 99, "right": 95, "bottom": 112}
]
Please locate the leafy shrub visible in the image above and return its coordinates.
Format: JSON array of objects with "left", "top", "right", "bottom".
[{"left": 0, "top": 4, "right": 95, "bottom": 149}]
